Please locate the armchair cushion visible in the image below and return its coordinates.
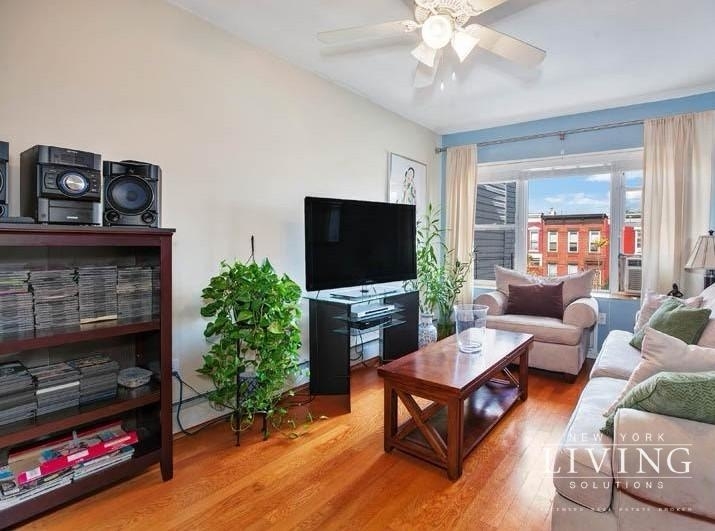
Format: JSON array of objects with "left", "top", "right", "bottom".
[
  {"left": 563, "top": 297, "right": 598, "bottom": 329},
  {"left": 486, "top": 314, "right": 582, "bottom": 345},
  {"left": 505, "top": 282, "right": 564, "bottom": 319},
  {"left": 494, "top": 265, "right": 594, "bottom": 306}
]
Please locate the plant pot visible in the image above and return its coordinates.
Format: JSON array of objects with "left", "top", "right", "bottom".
[
  {"left": 418, "top": 313, "right": 438, "bottom": 348},
  {"left": 437, "top": 321, "right": 455, "bottom": 340}
]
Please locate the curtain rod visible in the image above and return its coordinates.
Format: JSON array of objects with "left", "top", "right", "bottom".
[{"left": 435, "top": 119, "right": 644, "bottom": 154}]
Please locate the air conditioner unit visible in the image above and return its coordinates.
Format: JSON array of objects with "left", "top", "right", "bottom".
[{"left": 624, "top": 256, "right": 642, "bottom": 294}]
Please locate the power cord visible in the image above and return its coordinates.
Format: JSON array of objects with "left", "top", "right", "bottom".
[
  {"left": 172, "top": 370, "right": 315, "bottom": 435},
  {"left": 173, "top": 371, "right": 229, "bottom": 436}
]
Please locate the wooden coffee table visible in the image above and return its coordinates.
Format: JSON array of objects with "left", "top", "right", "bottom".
[{"left": 377, "top": 329, "right": 533, "bottom": 480}]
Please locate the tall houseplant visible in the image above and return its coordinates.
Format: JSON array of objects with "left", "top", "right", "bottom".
[
  {"left": 197, "top": 258, "right": 302, "bottom": 435},
  {"left": 408, "top": 204, "right": 472, "bottom": 341}
]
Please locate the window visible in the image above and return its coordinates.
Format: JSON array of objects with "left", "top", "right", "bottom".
[
  {"left": 547, "top": 232, "right": 558, "bottom": 252},
  {"left": 529, "top": 230, "right": 539, "bottom": 251},
  {"left": 474, "top": 149, "right": 643, "bottom": 294},
  {"left": 567, "top": 264, "right": 578, "bottom": 275},
  {"left": 473, "top": 182, "right": 517, "bottom": 281},
  {"left": 568, "top": 231, "right": 578, "bottom": 253}
]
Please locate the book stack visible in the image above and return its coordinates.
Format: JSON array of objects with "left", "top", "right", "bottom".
[
  {"left": 117, "top": 266, "right": 153, "bottom": 319},
  {"left": 78, "top": 266, "right": 118, "bottom": 324},
  {"left": 28, "top": 363, "right": 80, "bottom": 416},
  {"left": 68, "top": 355, "right": 120, "bottom": 405},
  {"left": 30, "top": 269, "right": 79, "bottom": 330},
  {"left": 0, "top": 269, "right": 34, "bottom": 336},
  {"left": 151, "top": 266, "right": 160, "bottom": 316},
  {"left": 0, "top": 361, "right": 37, "bottom": 426},
  {"left": 0, "top": 422, "right": 137, "bottom": 510}
]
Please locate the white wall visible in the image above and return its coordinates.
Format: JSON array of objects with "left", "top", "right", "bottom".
[{"left": 0, "top": 0, "right": 439, "bottom": 427}]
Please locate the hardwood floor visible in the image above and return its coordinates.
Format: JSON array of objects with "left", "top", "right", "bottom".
[{"left": 20, "top": 363, "right": 589, "bottom": 531}]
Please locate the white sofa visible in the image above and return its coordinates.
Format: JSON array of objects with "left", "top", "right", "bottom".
[
  {"left": 551, "top": 285, "right": 715, "bottom": 530},
  {"left": 475, "top": 290, "right": 598, "bottom": 379}
]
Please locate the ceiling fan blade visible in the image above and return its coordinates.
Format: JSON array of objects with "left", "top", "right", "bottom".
[
  {"left": 451, "top": 29, "right": 480, "bottom": 62},
  {"left": 466, "top": 24, "right": 545, "bottom": 66},
  {"left": 466, "top": 0, "right": 511, "bottom": 14},
  {"left": 414, "top": 50, "right": 442, "bottom": 88},
  {"left": 411, "top": 42, "right": 437, "bottom": 67},
  {"left": 317, "top": 20, "right": 417, "bottom": 45}
]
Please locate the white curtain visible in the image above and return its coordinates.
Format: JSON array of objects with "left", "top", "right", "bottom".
[
  {"left": 642, "top": 111, "right": 715, "bottom": 297},
  {"left": 445, "top": 145, "right": 478, "bottom": 305}
]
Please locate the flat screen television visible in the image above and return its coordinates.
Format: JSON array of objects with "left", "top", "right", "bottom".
[{"left": 304, "top": 196, "right": 416, "bottom": 292}]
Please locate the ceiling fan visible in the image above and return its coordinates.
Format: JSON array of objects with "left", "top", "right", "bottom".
[{"left": 317, "top": 0, "right": 546, "bottom": 87}]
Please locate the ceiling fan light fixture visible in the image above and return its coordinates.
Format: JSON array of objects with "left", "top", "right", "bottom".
[
  {"left": 451, "top": 30, "right": 480, "bottom": 62},
  {"left": 411, "top": 42, "right": 437, "bottom": 67},
  {"left": 421, "top": 14, "right": 453, "bottom": 50}
]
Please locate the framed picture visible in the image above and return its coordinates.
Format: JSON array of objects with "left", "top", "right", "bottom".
[{"left": 388, "top": 153, "right": 427, "bottom": 220}]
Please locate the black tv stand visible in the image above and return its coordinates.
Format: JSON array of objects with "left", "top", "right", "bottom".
[
  {"left": 329, "top": 286, "right": 398, "bottom": 300},
  {"left": 307, "top": 288, "right": 418, "bottom": 412}
]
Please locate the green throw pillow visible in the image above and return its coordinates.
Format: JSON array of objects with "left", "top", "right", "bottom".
[
  {"left": 601, "top": 370, "right": 715, "bottom": 437},
  {"left": 629, "top": 297, "right": 711, "bottom": 350}
]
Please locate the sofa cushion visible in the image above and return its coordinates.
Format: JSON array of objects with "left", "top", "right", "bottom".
[
  {"left": 629, "top": 297, "right": 711, "bottom": 350},
  {"left": 553, "top": 376, "right": 628, "bottom": 512},
  {"left": 505, "top": 282, "right": 564, "bottom": 319},
  {"left": 590, "top": 330, "right": 641, "bottom": 380},
  {"left": 613, "top": 409, "right": 715, "bottom": 522},
  {"left": 699, "top": 282, "right": 715, "bottom": 310},
  {"left": 486, "top": 314, "right": 582, "bottom": 346},
  {"left": 494, "top": 265, "right": 594, "bottom": 306},
  {"left": 602, "top": 370, "right": 715, "bottom": 436},
  {"left": 634, "top": 292, "right": 703, "bottom": 333},
  {"left": 697, "top": 318, "right": 715, "bottom": 348},
  {"left": 605, "top": 327, "right": 715, "bottom": 417}
]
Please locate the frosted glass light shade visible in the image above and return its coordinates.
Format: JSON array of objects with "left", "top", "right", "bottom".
[{"left": 421, "top": 15, "right": 453, "bottom": 50}]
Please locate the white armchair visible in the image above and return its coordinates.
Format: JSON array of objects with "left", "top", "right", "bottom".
[{"left": 475, "top": 291, "right": 598, "bottom": 380}]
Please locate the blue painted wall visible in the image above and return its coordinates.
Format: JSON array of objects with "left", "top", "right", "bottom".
[{"left": 452, "top": 91, "right": 715, "bottom": 347}]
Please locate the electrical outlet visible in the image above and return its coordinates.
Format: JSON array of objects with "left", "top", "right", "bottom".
[
  {"left": 172, "top": 357, "right": 180, "bottom": 373},
  {"left": 598, "top": 312, "right": 607, "bottom": 325}
]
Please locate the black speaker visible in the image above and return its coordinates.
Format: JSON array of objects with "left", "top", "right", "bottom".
[
  {"left": 20, "top": 145, "right": 102, "bottom": 224},
  {"left": 0, "top": 141, "right": 8, "bottom": 218},
  {"left": 103, "top": 160, "right": 160, "bottom": 228}
]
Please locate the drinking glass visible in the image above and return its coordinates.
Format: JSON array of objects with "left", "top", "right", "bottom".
[{"left": 454, "top": 304, "right": 488, "bottom": 353}]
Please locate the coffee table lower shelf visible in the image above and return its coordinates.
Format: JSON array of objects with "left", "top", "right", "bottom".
[{"left": 386, "top": 381, "right": 521, "bottom": 475}]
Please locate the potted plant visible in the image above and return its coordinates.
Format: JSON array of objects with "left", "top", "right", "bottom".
[
  {"left": 197, "top": 257, "right": 302, "bottom": 438},
  {"left": 408, "top": 204, "right": 472, "bottom": 344}
]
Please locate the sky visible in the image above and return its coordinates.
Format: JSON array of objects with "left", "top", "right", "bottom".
[{"left": 528, "top": 171, "right": 642, "bottom": 216}]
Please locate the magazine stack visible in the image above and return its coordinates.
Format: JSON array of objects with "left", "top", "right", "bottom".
[
  {"left": 117, "top": 266, "right": 153, "bottom": 319},
  {"left": 28, "top": 363, "right": 80, "bottom": 416},
  {"left": 0, "top": 422, "right": 137, "bottom": 510},
  {"left": 30, "top": 270, "right": 79, "bottom": 330},
  {"left": 77, "top": 266, "right": 118, "bottom": 324},
  {"left": 0, "top": 269, "right": 33, "bottom": 336},
  {"left": 0, "top": 361, "right": 36, "bottom": 426},
  {"left": 67, "top": 355, "right": 120, "bottom": 405}
]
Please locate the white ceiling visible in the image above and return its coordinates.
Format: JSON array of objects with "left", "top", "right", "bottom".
[{"left": 168, "top": 0, "right": 715, "bottom": 134}]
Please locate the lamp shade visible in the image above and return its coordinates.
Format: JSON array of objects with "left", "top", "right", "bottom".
[{"left": 685, "top": 230, "right": 715, "bottom": 270}]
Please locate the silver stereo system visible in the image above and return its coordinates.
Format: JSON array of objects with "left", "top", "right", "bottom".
[{"left": 350, "top": 303, "right": 396, "bottom": 320}]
